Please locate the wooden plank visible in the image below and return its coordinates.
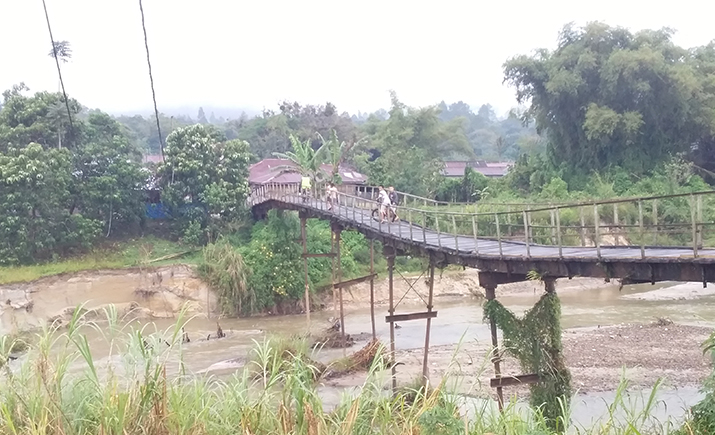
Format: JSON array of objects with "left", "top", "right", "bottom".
[
  {"left": 385, "top": 311, "right": 438, "bottom": 323},
  {"left": 333, "top": 273, "right": 378, "bottom": 289},
  {"left": 490, "top": 373, "right": 541, "bottom": 388},
  {"left": 302, "top": 253, "right": 337, "bottom": 258}
]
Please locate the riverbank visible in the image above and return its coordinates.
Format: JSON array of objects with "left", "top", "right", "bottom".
[
  {"left": 0, "top": 236, "right": 199, "bottom": 285},
  {"left": 0, "top": 265, "right": 215, "bottom": 334}
]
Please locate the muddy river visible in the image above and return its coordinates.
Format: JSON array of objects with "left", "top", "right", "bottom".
[{"left": 2, "top": 267, "right": 714, "bottom": 427}]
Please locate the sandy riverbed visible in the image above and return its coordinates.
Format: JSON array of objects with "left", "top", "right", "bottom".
[{"left": 323, "top": 270, "right": 715, "bottom": 397}]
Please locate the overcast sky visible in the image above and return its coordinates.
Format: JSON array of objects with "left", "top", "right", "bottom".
[{"left": 2, "top": 0, "right": 714, "bottom": 117}]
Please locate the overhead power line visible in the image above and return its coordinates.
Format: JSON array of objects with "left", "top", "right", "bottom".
[
  {"left": 138, "top": 0, "right": 165, "bottom": 160},
  {"left": 41, "top": 0, "right": 75, "bottom": 144}
]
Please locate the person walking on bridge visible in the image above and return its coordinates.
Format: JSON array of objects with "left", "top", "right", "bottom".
[
  {"left": 326, "top": 182, "right": 339, "bottom": 211},
  {"left": 388, "top": 186, "right": 400, "bottom": 221},
  {"left": 300, "top": 176, "right": 311, "bottom": 203},
  {"left": 377, "top": 186, "right": 391, "bottom": 224}
]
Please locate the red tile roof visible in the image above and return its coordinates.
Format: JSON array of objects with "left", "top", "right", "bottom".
[
  {"left": 249, "top": 158, "right": 367, "bottom": 185},
  {"left": 442, "top": 161, "right": 513, "bottom": 178}
]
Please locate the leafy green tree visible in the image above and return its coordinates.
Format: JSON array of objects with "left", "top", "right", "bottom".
[
  {"left": 504, "top": 22, "right": 715, "bottom": 175},
  {"left": 357, "top": 92, "right": 472, "bottom": 196},
  {"left": 0, "top": 87, "right": 82, "bottom": 151},
  {"left": 0, "top": 144, "right": 100, "bottom": 264},
  {"left": 435, "top": 167, "right": 490, "bottom": 202},
  {"left": 71, "top": 112, "right": 146, "bottom": 236},
  {"left": 158, "top": 124, "right": 252, "bottom": 239}
]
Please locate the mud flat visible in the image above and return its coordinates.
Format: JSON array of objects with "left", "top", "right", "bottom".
[
  {"left": 620, "top": 281, "right": 715, "bottom": 301},
  {"left": 323, "top": 320, "right": 713, "bottom": 399},
  {"left": 0, "top": 265, "right": 216, "bottom": 334}
]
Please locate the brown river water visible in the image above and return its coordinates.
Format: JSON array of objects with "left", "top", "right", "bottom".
[{"left": 2, "top": 266, "right": 714, "bottom": 428}]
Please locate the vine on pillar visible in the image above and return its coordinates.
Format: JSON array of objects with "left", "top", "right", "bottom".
[{"left": 482, "top": 277, "right": 571, "bottom": 430}]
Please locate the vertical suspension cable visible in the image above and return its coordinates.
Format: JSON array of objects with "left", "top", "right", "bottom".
[
  {"left": 41, "top": 0, "right": 75, "bottom": 144},
  {"left": 138, "top": 0, "right": 165, "bottom": 160}
]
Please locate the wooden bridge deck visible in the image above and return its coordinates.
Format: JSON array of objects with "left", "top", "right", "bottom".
[{"left": 251, "top": 191, "right": 715, "bottom": 284}]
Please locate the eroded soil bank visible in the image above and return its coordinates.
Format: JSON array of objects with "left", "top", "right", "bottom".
[{"left": 0, "top": 265, "right": 216, "bottom": 334}]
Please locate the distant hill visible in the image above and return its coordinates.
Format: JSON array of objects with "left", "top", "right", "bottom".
[{"left": 108, "top": 105, "right": 260, "bottom": 120}]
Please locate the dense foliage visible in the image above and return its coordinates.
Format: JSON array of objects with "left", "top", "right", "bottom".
[
  {"left": 234, "top": 211, "right": 363, "bottom": 314},
  {"left": 504, "top": 22, "right": 715, "bottom": 179},
  {"left": 157, "top": 124, "right": 251, "bottom": 244},
  {"left": 683, "top": 332, "right": 715, "bottom": 434},
  {"left": 0, "top": 86, "right": 145, "bottom": 264}
]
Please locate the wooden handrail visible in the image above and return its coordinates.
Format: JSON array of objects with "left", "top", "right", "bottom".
[{"left": 249, "top": 183, "right": 715, "bottom": 257}]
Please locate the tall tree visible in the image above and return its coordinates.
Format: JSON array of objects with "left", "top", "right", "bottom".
[
  {"left": 158, "top": 124, "right": 252, "bottom": 221},
  {"left": 0, "top": 87, "right": 81, "bottom": 151},
  {"left": 504, "top": 22, "right": 715, "bottom": 175},
  {"left": 0, "top": 144, "right": 100, "bottom": 264},
  {"left": 197, "top": 107, "right": 208, "bottom": 124},
  {"left": 71, "top": 112, "right": 146, "bottom": 236},
  {"left": 356, "top": 92, "right": 473, "bottom": 195}
]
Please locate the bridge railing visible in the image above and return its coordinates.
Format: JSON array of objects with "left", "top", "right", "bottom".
[{"left": 250, "top": 183, "right": 715, "bottom": 259}]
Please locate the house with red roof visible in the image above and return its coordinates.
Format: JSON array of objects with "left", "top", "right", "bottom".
[
  {"left": 249, "top": 158, "right": 368, "bottom": 186},
  {"left": 442, "top": 161, "right": 513, "bottom": 178},
  {"left": 249, "top": 158, "right": 370, "bottom": 197}
]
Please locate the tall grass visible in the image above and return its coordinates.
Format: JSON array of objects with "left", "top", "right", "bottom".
[{"left": 0, "top": 306, "right": 691, "bottom": 434}]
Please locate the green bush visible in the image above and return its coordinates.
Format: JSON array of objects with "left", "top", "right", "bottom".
[{"left": 682, "top": 332, "right": 715, "bottom": 434}]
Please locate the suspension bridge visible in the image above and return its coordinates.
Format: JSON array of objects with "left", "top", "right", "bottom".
[{"left": 249, "top": 184, "right": 715, "bottom": 405}]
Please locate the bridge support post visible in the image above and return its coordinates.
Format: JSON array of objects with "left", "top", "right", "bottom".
[
  {"left": 370, "top": 239, "right": 376, "bottom": 341},
  {"left": 332, "top": 224, "right": 345, "bottom": 350},
  {"left": 544, "top": 276, "right": 556, "bottom": 294},
  {"left": 385, "top": 246, "right": 397, "bottom": 392},
  {"left": 422, "top": 258, "right": 436, "bottom": 385},
  {"left": 300, "top": 215, "right": 310, "bottom": 327},
  {"left": 480, "top": 274, "right": 505, "bottom": 411}
]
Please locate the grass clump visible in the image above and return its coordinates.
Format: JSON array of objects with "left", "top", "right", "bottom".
[{"left": 197, "top": 241, "right": 252, "bottom": 315}]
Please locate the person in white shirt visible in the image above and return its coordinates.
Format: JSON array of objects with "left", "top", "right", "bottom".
[
  {"left": 377, "top": 186, "right": 391, "bottom": 223},
  {"left": 327, "top": 182, "right": 339, "bottom": 210}
]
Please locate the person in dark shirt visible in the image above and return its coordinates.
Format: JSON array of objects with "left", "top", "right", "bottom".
[{"left": 388, "top": 186, "right": 400, "bottom": 221}]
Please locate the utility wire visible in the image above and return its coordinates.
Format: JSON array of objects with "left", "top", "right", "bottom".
[
  {"left": 41, "top": 0, "right": 75, "bottom": 145},
  {"left": 138, "top": 0, "right": 165, "bottom": 160}
]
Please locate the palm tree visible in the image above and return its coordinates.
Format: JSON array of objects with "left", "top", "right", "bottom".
[
  {"left": 273, "top": 135, "right": 328, "bottom": 193},
  {"left": 48, "top": 40, "right": 72, "bottom": 62},
  {"left": 46, "top": 101, "right": 70, "bottom": 148},
  {"left": 319, "top": 129, "right": 361, "bottom": 184},
  {"left": 48, "top": 40, "right": 72, "bottom": 93}
]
